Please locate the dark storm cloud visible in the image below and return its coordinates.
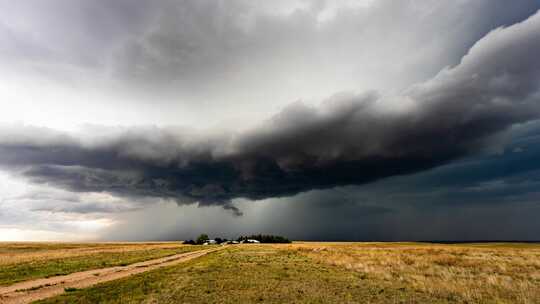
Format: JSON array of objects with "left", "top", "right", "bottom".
[
  {"left": 1, "top": 9, "right": 540, "bottom": 214},
  {"left": 232, "top": 129, "right": 540, "bottom": 242},
  {"left": 388, "top": 124, "right": 540, "bottom": 208}
]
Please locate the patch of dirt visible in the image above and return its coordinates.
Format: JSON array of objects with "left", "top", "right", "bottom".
[{"left": 0, "top": 247, "right": 222, "bottom": 304}]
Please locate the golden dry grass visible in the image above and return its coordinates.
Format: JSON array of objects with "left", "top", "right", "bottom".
[
  {"left": 5, "top": 242, "right": 540, "bottom": 303},
  {"left": 288, "top": 242, "right": 540, "bottom": 303},
  {"left": 37, "top": 245, "right": 435, "bottom": 304},
  {"left": 0, "top": 242, "right": 203, "bottom": 286},
  {"left": 0, "top": 242, "right": 183, "bottom": 266}
]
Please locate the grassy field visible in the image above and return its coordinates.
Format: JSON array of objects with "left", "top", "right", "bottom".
[
  {"left": 294, "top": 242, "right": 540, "bottom": 303},
  {"left": 30, "top": 242, "right": 540, "bottom": 304},
  {"left": 0, "top": 242, "right": 204, "bottom": 286}
]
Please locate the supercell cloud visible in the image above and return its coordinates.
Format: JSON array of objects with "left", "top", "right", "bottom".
[
  {"left": 1, "top": 10, "right": 540, "bottom": 213},
  {"left": 1, "top": 0, "right": 540, "bottom": 240}
]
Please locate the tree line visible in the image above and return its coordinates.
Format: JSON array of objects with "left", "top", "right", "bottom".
[
  {"left": 237, "top": 234, "right": 291, "bottom": 243},
  {"left": 183, "top": 233, "right": 291, "bottom": 244}
]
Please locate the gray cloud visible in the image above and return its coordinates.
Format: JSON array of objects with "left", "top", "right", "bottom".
[
  {"left": 1, "top": 9, "right": 540, "bottom": 214},
  {"left": 1, "top": 0, "right": 538, "bottom": 124},
  {"left": 54, "top": 0, "right": 540, "bottom": 91},
  {"left": 1, "top": 187, "right": 143, "bottom": 215}
]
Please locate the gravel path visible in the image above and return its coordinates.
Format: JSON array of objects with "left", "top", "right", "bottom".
[{"left": 0, "top": 247, "right": 222, "bottom": 304}]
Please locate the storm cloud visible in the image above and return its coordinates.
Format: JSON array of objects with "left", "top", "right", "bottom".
[
  {"left": 1, "top": 0, "right": 539, "bottom": 132},
  {"left": 1, "top": 9, "right": 540, "bottom": 214}
]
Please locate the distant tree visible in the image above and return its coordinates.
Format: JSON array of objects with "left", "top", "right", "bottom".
[
  {"left": 196, "top": 234, "right": 209, "bottom": 244},
  {"left": 183, "top": 239, "right": 196, "bottom": 245},
  {"left": 236, "top": 234, "right": 291, "bottom": 243},
  {"left": 215, "top": 237, "right": 224, "bottom": 244}
]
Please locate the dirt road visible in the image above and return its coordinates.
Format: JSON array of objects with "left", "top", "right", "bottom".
[{"left": 0, "top": 247, "right": 222, "bottom": 304}]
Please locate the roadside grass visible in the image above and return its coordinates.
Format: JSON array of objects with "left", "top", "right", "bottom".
[
  {"left": 9, "top": 242, "right": 539, "bottom": 303},
  {"left": 0, "top": 242, "right": 186, "bottom": 265},
  {"left": 0, "top": 242, "right": 122, "bottom": 254},
  {"left": 36, "top": 245, "right": 445, "bottom": 304},
  {"left": 0, "top": 244, "right": 204, "bottom": 286},
  {"left": 292, "top": 243, "right": 540, "bottom": 303}
]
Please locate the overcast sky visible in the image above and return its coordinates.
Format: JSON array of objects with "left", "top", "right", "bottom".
[{"left": 1, "top": 0, "right": 540, "bottom": 241}]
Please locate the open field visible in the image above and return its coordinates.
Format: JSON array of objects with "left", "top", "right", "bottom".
[
  {"left": 0, "top": 247, "right": 222, "bottom": 304},
  {"left": 0, "top": 242, "right": 204, "bottom": 286},
  {"left": 0, "top": 242, "right": 538, "bottom": 303},
  {"left": 293, "top": 242, "right": 540, "bottom": 303}
]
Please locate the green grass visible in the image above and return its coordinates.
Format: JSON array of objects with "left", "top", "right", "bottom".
[
  {"left": 35, "top": 245, "right": 441, "bottom": 304},
  {"left": 0, "top": 245, "right": 204, "bottom": 286}
]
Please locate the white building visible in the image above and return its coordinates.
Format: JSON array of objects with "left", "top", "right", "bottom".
[{"left": 203, "top": 239, "right": 217, "bottom": 245}]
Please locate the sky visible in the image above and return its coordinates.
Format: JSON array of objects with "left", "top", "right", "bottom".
[{"left": 1, "top": 0, "right": 540, "bottom": 241}]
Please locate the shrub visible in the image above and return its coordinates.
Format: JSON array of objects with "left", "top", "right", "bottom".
[{"left": 196, "top": 234, "right": 209, "bottom": 245}]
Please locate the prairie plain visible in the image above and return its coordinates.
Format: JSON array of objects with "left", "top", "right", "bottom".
[
  {"left": 0, "top": 242, "right": 205, "bottom": 286},
  {"left": 0, "top": 242, "right": 539, "bottom": 303}
]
